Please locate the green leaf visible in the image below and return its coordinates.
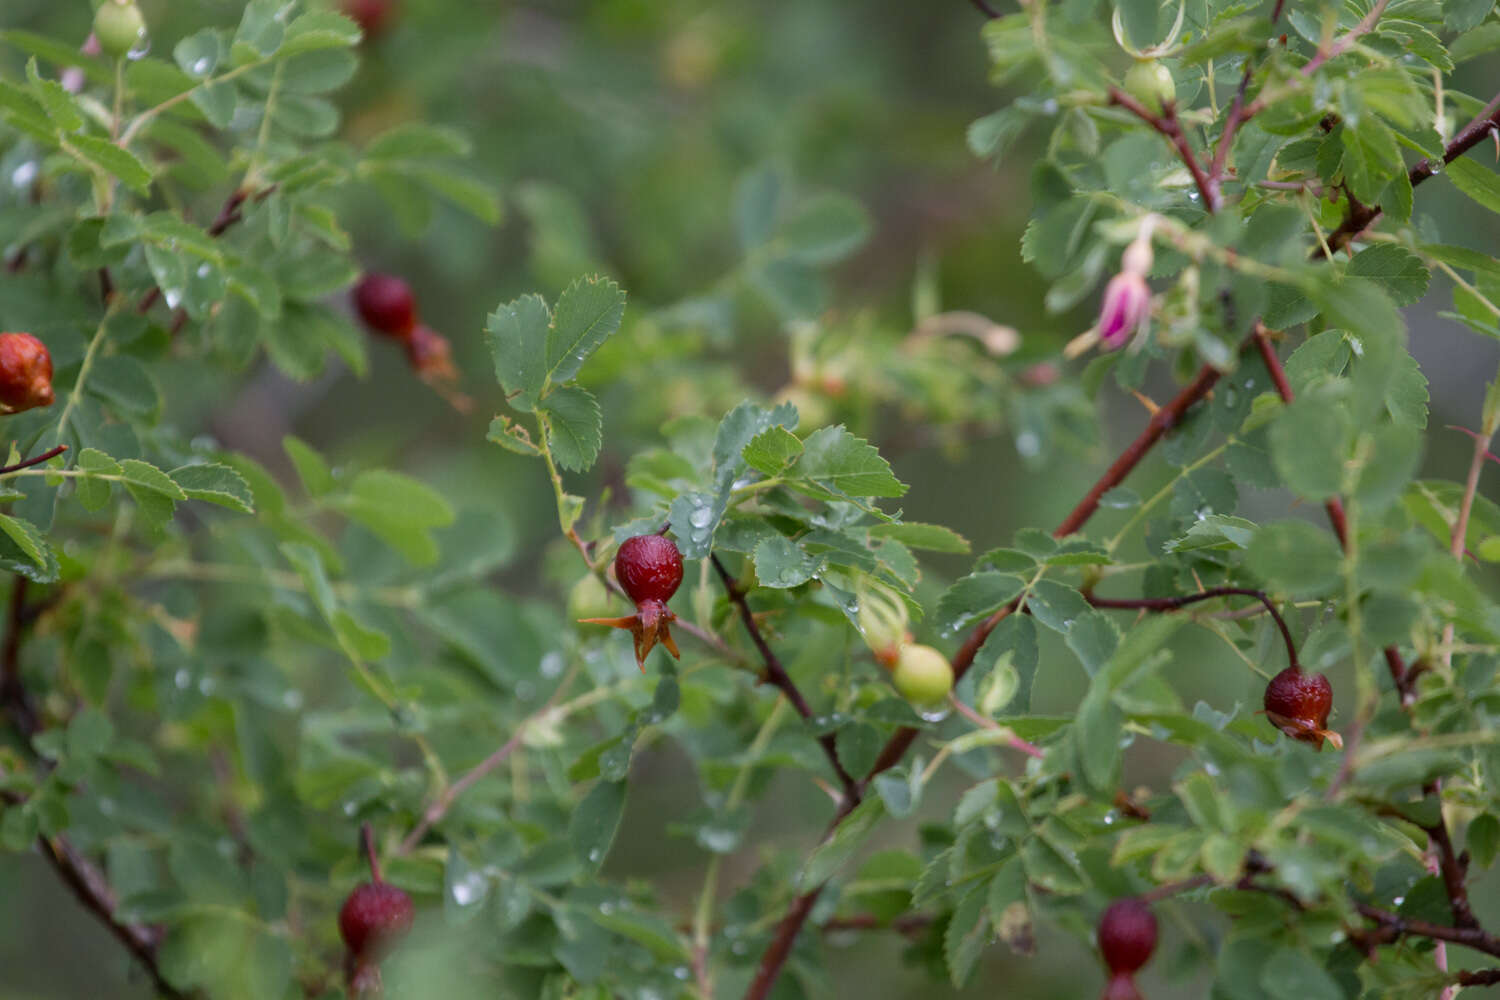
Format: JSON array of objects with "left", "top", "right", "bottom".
[
  {"left": 944, "top": 887, "right": 990, "bottom": 989},
  {"left": 1346, "top": 245, "right": 1430, "bottom": 306},
  {"left": 1064, "top": 611, "right": 1120, "bottom": 676},
  {"left": 734, "top": 165, "right": 782, "bottom": 250},
  {"left": 170, "top": 464, "right": 254, "bottom": 513},
  {"left": 1447, "top": 157, "right": 1500, "bottom": 214},
  {"left": 67, "top": 135, "right": 153, "bottom": 193},
  {"left": 365, "top": 122, "right": 471, "bottom": 161},
  {"left": 540, "top": 385, "right": 604, "bottom": 473},
  {"left": 1270, "top": 392, "right": 1351, "bottom": 502},
  {"left": 935, "top": 572, "right": 1025, "bottom": 633},
  {"left": 74, "top": 448, "right": 120, "bottom": 512},
  {"left": 281, "top": 10, "right": 362, "bottom": 54},
  {"left": 789, "top": 426, "right": 906, "bottom": 499},
  {"left": 486, "top": 293, "right": 550, "bottom": 408},
  {"left": 1260, "top": 947, "right": 1342, "bottom": 1000},
  {"left": 283, "top": 436, "right": 334, "bottom": 496},
  {"left": 118, "top": 459, "right": 186, "bottom": 525},
  {"left": 1468, "top": 813, "right": 1500, "bottom": 869},
  {"left": 546, "top": 276, "right": 626, "bottom": 386},
  {"left": 1247, "top": 521, "right": 1344, "bottom": 597},
  {"left": 25, "top": 58, "right": 81, "bottom": 132},
  {"left": 797, "top": 797, "right": 887, "bottom": 890},
  {"left": 1353, "top": 424, "right": 1421, "bottom": 510},
  {"left": 752, "top": 534, "right": 821, "bottom": 589},
  {"left": 742, "top": 425, "right": 803, "bottom": 477},
  {"left": 778, "top": 193, "right": 872, "bottom": 264},
  {"left": 337, "top": 470, "right": 456, "bottom": 565},
  {"left": 869, "top": 522, "right": 971, "bottom": 554},
  {"left": 0, "top": 513, "right": 49, "bottom": 571},
  {"left": 570, "top": 780, "right": 627, "bottom": 871}
]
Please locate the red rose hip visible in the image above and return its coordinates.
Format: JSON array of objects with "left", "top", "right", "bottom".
[
  {"left": 342, "top": 0, "right": 396, "bottom": 40},
  {"left": 1098, "top": 898, "right": 1157, "bottom": 975},
  {"left": 352, "top": 273, "right": 417, "bottom": 339},
  {"left": 0, "top": 332, "right": 55, "bottom": 413},
  {"left": 1263, "top": 666, "right": 1341, "bottom": 750},
  {"left": 580, "top": 535, "right": 685, "bottom": 670},
  {"left": 339, "top": 881, "right": 414, "bottom": 958},
  {"left": 615, "top": 534, "right": 684, "bottom": 605}
]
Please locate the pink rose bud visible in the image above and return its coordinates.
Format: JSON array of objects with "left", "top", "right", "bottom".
[{"left": 1097, "top": 271, "right": 1150, "bottom": 348}]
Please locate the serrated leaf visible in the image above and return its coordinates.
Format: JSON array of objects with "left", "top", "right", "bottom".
[
  {"left": 778, "top": 193, "right": 872, "bottom": 265},
  {"left": 1247, "top": 521, "right": 1344, "bottom": 596},
  {"left": 868, "top": 522, "right": 970, "bottom": 553},
  {"left": 486, "top": 293, "right": 551, "bottom": 408},
  {"left": 541, "top": 385, "right": 603, "bottom": 472},
  {"left": 67, "top": 135, "right": 152, "bottom": 193},
  {"left": 337, "top": 470, "right": 455, "bottom": 565},
  {"left": 797, "top": 797, "right": 887, "bottom": 890},
  {"left": 0, "top": 513, "right": 48, "bottom": 570},
  {"left": 283, "top": 436, "right": 334, "bottom": 496},
  {"left": 74, "top": 448, "right": 120, "bottom": 512},
  {"left": 1447, "top": 157, "right": 1500, "bottom": 215},
  {"left": 742, "top": 425, "right": 803, "bottom": 476},
  {"left": 281, "top": 11, "right": 361, "bottom": 54},
  {"left": 789, "top": 426, "right": 906, "bottom": 499},
  {"left": 752, "top": 534, "right": 821, "bottom": 589},
  {"left": 118, "top": 459, "right": 185, "bottom": 524},
  {"left": 1346, "top": 245, "right": 1429, "bottom": 306},
  {"left": 546, "top": 276, "right": 626, "bottom": 386},
  {"left": 170, "top": 464, "right": 254, "bottom": 513},
  {"left": 944, "top": 887, "right": 990, "bottom": 989},
  {"left": 935, "top": 572, "right": 1025, "bottom": 633}
]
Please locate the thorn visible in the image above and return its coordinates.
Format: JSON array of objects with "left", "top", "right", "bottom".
[{"left": 1130, "top": 390, "right": 1160, "bottom": 416}]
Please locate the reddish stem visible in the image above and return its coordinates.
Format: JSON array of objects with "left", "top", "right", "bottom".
[
  {"left": 1087, "top": 586, "right": 1298, "bottom": 669},
  {"left": 712, "top": 555, "right": 860, "bottom": 799},
  {"left": 0, "top": 444, "right": 68, "bottom": 475},
  {"left": 361, "top": 822, "right": 382, "bottom": 883},
  {"left": 1108, "top": 89, "right": 1218, "bottom": 211}
]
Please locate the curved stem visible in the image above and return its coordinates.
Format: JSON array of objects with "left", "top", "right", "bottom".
[{"left": 1087, "top": 586, "right": 1298, "bottom": 669}]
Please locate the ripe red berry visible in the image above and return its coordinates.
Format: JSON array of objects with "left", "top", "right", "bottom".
[
  {"left": 1097, "top": 898, "right": 1157, "bottom": 976},
  {"left": 352, "top": 273, "right": 417, "bottom": 339},
  {"left": 339, "top": 881, "right": 414, "bottom": 959},
  {"left": 342, "top": 0, "right": 396, "bottom": 40},
  {"left": 1263, "top": 666, "right": 1340, "bottom": 749},
  {"left": 0, "top": 332, "right": 55, "bottom": 413},
  {"left": 615, "top": 535, "right": 684, "bottom": 605}
]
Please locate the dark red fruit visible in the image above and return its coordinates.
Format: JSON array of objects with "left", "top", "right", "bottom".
[
  {"left": 615, "top": 535, "right": 684, "bottom": 605},
  {"left": 1098, "top": 898, "right": 1157, "bottom": 976},
  {"left": 1263, "top": 666, "right": 1340, "bottom": 749},
  {"left": 352, "top": 273, "right": 417, "bottom": 339},
  {"left": 0, "top": 332, "right": 55, "bottom": 413},
  {"left": 342, "top": 0, "right": 396, "bottom": 40},
  {"left": 339, "top": 881, "right": 414, "bottom": 959}
]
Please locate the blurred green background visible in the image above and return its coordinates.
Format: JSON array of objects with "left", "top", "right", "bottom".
[{"left": 2, "top": 0, "right": 1499, "bottom": 997}]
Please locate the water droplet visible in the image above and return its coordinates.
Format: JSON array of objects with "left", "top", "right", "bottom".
[
  {"left": 697, "top": 825, "right": 740, "bottom": 853},
  {"left": 342, "top": 800, "right": 358, "bottom": 816},
  {"left": 99, "top": 797, "right": 116, "bottom": 816},
  {"left": 11, "top": 162, "right": 38, "bottom": 189},
  {"left": 191, "top": 57, "right": 211, "bottom": 75},
  {"left": 539, "top": 651, "right": 563, "bottom": 678},
  {"left": 917, "top": 703, "right": 951, "bottom": 723},
  {"left": 1392, "top": 895, "right": 1405, "bottom": 906},
  {"left": 598, "top": 901, "right": 616, "bottom": 915},
  {"left": 281, "top": 689, "right": 303, "bottom": 710},
  {"left": 174, "top": 669, "right": 190, "bottom": 689},
  {"left": 126, "top": 32, "right": 151, "bottom": 60},
  {"left": 672, "top": 966, "right": 690, "bottom": 981},
  {"left": 689, "top": 505, "right": 713, "bottom": 528},
  {"left": 1102, "top": 811, "right": 1117, "bottom": 825},
  {"left": 1243, "top": 378, "right": 1256, "bottom": 389},
  {"left": 1016, "top": 431, "right": 1040, "bottom": 457},
  {"left": 779, "top": 567, "right": 803, "bottom": 584},
  {"left": 163, "top": 288, "right": 183, "bottom": 310},
  {"left": 196, "top": 262, "right": 211, "bottom": 278},
  {"left": 588, "top": 847, "right": 603, "bottom": 863},
  {"left": 197, "top": 677, "right": 216, "bottom": 695},
  {"left": 1187, "top": 191, "right": 1200, "bottom": 201},
  {"left": 450, "top": 870, "right": 488, "bottom": 906}
]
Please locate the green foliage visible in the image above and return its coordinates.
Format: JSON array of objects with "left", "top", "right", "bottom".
[{"left": 1, "top": 0, "right": 1500, "bottom": 998}]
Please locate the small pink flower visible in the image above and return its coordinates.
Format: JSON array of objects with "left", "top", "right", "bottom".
[{"left": 1097, "top": 271, "right": 1150, "bottom": 349}]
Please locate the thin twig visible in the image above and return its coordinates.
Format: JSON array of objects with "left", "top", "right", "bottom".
[
  {"left": 0, "top": 445, "right": 68, "bottom": 476},
  {"left": 710, "top": 555, "right": 860, "bottom": 798},
  {"left": 968, "top": 0, "right": 1003, "bottom": 15},
  {"left": 947, "top": 693, "right": 1045, "bottom": 758},
  {"left": 398, "top": 669, "right": 577, "bottom": 854},
  {"left": 1107, "top": 88, "right": 1217, "bottom": 210},
  {"left": 1087, "top": 587, "right": 1298, "bottom": 668},
  {"left": 1299, "top": 0, "right": 1390, "bottom": 77}
]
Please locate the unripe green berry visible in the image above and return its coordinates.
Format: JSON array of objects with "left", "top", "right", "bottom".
[
  {"left": 891, "top": 644, "right": 953, "bottom": 707},
  {"left": 567, "top": 573, "right": 613, "bottom": 625},
  {"left": 94, "top": 0, "right": 146, "bottom": 59},
  {"left": 1123, "top": 60, "right": 1175, "bottom": 113}
]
